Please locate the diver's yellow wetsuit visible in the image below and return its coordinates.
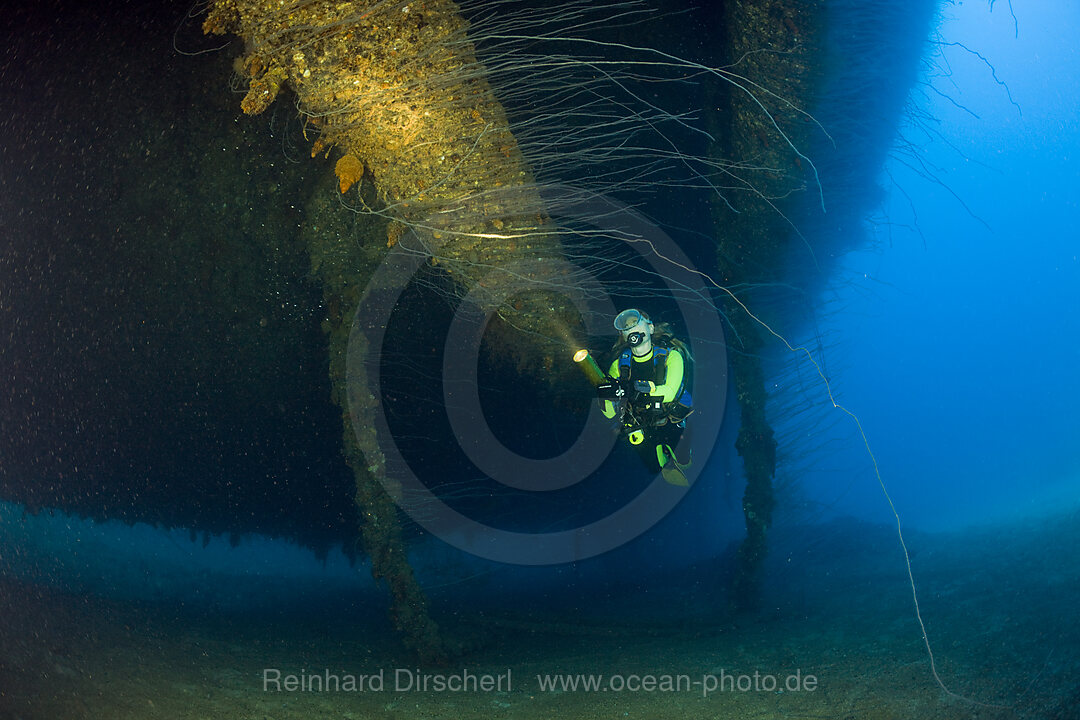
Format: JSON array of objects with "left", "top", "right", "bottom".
[
  {"left": 600, "top": 344, "right": 690, "bottom": 484},
  {"left": 600, "top": 348, "right": 686, "bottom": 417}
]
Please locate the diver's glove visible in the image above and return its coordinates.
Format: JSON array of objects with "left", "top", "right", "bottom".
[{"left": 634, "top": 380, "right": 656, "bottom": 394}]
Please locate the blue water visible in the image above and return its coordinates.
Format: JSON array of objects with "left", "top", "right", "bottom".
[{"left": 794, "top": 0, "right": 1080, "bottom": 530}]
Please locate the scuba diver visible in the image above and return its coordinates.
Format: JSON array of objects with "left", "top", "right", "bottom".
[{"left": 595, "top": 309, "right": 693, "bottom": 486}]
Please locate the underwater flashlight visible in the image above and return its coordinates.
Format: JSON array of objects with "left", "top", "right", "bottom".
[{"left": 574, "top": 348, "right": 606, "bottom": 387}]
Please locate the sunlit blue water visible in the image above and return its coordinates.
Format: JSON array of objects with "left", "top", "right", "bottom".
[{"left": 794, "top": 1, "right": 1080, "bottom": 530}]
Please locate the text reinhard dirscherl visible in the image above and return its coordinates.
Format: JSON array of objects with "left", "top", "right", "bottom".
[
  {"left": 262, "top": 668, "right": 819, "bottom": 697},
  {"left": 263, "top": 668, "right": 511, "bottom": 694}
]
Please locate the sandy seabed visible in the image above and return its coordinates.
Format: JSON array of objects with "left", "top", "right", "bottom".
[{"left": 2, "top": 510, "right": 1077, "bottom": 720}]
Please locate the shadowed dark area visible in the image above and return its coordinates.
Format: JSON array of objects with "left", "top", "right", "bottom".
[{"left": 0, "top": 0, "right": 357, "bottom": 552}]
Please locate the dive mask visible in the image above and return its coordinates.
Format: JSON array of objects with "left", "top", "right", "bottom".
[{"left": 614, "top": 308, "right": 646, "bottom": 333}]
